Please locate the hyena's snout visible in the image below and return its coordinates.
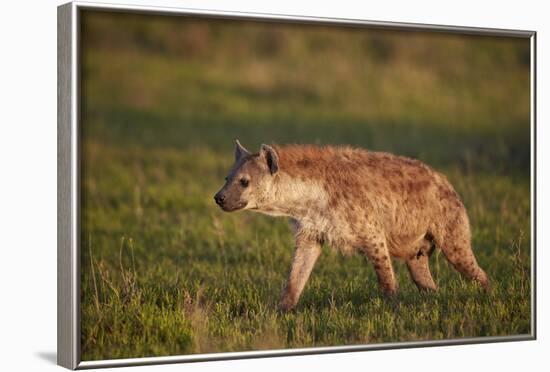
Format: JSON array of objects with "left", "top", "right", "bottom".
[
  {"left": 213, "top": 191, "right": 226, "bottom": 206},
  {"left": 214, "top": 188, "right": 248, "bottom": 212}
]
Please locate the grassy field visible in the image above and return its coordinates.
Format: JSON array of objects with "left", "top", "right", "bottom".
[{"left": 79, "top": 11, "right": 532, "bottom": 360}]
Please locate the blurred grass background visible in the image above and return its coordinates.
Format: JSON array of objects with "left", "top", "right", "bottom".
[{"left": 79, "top": 10, "right": 531, "bottom": 360}]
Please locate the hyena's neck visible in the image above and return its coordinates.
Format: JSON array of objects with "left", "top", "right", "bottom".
[{"left": 254, "top": 172, "right": 329, "bottom": 220}]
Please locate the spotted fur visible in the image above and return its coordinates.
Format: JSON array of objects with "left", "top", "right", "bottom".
[{"left": 214, "top": 141, "right": 489, "bottom": 312}]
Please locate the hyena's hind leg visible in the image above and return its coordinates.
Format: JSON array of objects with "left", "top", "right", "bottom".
[
  {"left": 433, "top": 211, "right": 490, "bottom": 290},
  {"left": 360, "top": 233, "right": 398, "bottom": 296},
  {"left": 406, "top": 238, "right": 437, "bottom": 291}
]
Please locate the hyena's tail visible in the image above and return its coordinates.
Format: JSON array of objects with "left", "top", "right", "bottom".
[{"left": 430, "top": 206, "right": 490, "bottom": 291}]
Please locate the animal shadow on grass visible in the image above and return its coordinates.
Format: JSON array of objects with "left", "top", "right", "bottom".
[{"left": 291, "top": 278, "right": 484, "bottom": 316}]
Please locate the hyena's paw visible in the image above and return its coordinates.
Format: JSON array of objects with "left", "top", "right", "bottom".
[
  {"left": 278, "top": 294, "right": 298, "bottom": 313},
  {"left": 380, "top": 286, "right": 399, "bottom": 300},
  {"left": 379, "top": 280, "right": 399, "bottom": 298},
  {"left": 475, "top": 272, "right": 491, "bottom": 292}
]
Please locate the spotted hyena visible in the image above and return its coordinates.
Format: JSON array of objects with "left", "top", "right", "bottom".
[{"left": 214, "top": 140, "right": 489, "bottom": 312}]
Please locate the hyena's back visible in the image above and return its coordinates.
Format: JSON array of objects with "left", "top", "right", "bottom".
[
  {"left": 275, "top": 145, "right": 489, "bottom": 290},
  {"left": 276, "top": 145, "right": 455, "bottom": 247}
]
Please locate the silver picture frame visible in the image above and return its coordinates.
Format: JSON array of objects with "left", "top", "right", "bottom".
[{"left": 57, "top": 1, "right": 537, "bottom": 369}]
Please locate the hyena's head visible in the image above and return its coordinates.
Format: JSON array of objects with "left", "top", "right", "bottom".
[{"left": 214, "top": 140, "right": 279, "bottom": 212}]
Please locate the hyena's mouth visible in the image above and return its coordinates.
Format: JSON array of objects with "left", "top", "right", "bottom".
[{"left": 219, "top": 201, "right": 248, "bottom": 212}]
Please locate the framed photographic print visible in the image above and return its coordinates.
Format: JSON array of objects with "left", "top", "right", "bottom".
[{"left": 57, "top": 1, "right": 536, "bottom": 369}]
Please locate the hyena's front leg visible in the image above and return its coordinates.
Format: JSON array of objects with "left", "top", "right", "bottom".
[
  {"left": 360, "top": 235, "right": 398, "bottom": 296},
  {"left": 279, "top": 236, "right": 321, "bottom": 312}
]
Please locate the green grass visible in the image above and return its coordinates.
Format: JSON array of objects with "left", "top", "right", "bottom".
[{"left": 79, "top": 11, "right": 531, "bottom": 360}]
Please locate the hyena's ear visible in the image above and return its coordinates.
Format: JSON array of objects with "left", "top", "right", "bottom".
[
  {"left": 234, "top": 139, "right": 250, "bottom": 161},
  {"left": 260, "top": 144, "right": 279, "bottom": 175}
]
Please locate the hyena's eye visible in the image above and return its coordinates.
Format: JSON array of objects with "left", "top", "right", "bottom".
[
  {"left": 224, "top": 177, "right": 229, "bottom": 182},
  {"left": 240, "top": 178, "right": 249, "bottom": 188}
]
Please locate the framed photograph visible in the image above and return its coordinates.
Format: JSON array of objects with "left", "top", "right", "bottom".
[{"left": 57, "top": 1, "right": 536, "bottom": 369}]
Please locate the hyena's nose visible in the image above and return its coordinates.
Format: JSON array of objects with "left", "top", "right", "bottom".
[{"left": 214, "top": 193, "right": 225, "bottom": 205}]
